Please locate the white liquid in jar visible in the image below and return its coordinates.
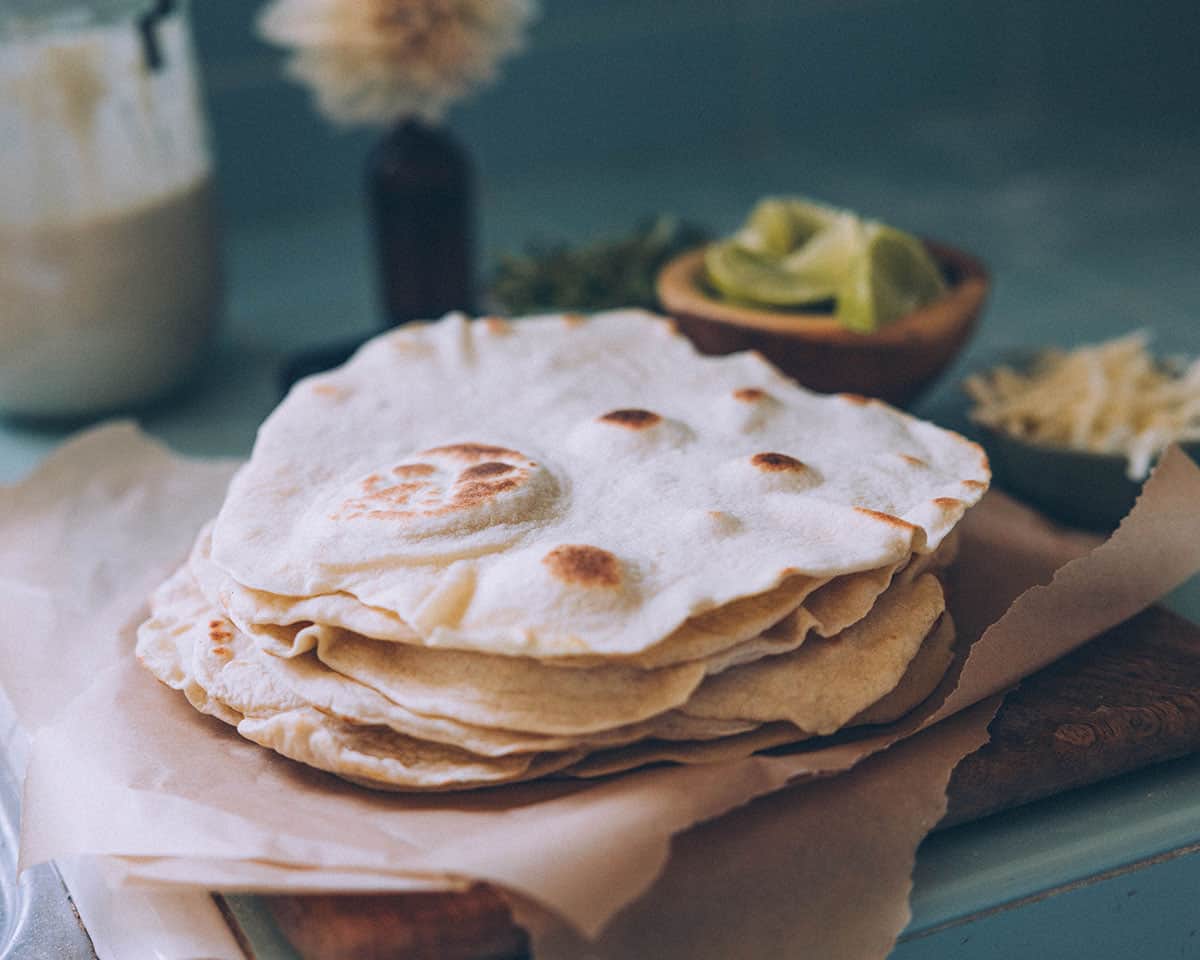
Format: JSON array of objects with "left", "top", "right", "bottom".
[
  {"left": 0, "top": 8, "right": 221, "bottom": 417},
  {"left": 0, "top": 175, "right": 219, "bottom": 416}
]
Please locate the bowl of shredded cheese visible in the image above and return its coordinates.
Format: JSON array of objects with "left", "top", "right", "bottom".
[{"left": 964, "top": 332, "right": 1200, "bottom": 530}]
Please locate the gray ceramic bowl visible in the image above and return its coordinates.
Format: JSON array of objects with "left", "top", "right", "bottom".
[
  {"left": 974, "top": 423, "right": 1200, "bottom": 531},
  {"left": 956, "top": 350, "right": 1200, "bottom": 531}
]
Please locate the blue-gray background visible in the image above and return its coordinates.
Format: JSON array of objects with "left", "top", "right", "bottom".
[
  {"left": 2, "top": 8, "right": 1199, "bottom": 955},
  {"left": 2, "top": 0, "right": 1198, "bottom": 473},
  {"left": 192, "top": 0, "right": 1199, "bottom": 355}
]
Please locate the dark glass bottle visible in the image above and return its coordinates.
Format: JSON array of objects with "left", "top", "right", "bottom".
[
  {"left": 278, "top": 119, "right": 476, "bottom": 391},
  {"left": 366, "top": 119, "right": 475, "bottom": 328}
]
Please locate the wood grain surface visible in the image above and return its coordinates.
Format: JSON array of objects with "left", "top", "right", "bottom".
[
  {"left": 942, "top": 605, "right": 1200, "bottom": 825},
  {"left": 259, "top": 606, "right": 1200, "bottom": 960}
]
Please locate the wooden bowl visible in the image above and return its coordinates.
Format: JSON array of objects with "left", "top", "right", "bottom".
[{"left": 656, "top": 240, "right": 989, "bottom": 407}]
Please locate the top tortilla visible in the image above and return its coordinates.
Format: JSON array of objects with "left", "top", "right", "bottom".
[{"left": 210, "top": 310, "right": 988, "bottom": 658}]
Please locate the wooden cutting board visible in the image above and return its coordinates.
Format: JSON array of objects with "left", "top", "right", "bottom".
[{"left": 253, "top": 606, "right": 1200, "bottom": 960}]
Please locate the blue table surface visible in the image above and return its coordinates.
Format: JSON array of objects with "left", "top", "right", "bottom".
[{"left": 3, "top": 138, "right": 1199, "bottom": 956}]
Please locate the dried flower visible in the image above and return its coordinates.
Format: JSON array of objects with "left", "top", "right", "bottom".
[{"left": 258, "top": 0, "right": 538, "bottom": 126}]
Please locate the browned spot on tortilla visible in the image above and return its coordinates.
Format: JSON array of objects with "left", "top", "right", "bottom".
[
  {"left": 483, "top": 316, "right": 511, "bottom": 334},
  {"left": 900, "top": 454, "right": 928, "bottom": 468},
  {"left": 751, "top": 452, "right": 807, "bottom": 472},
  {"left": 562, "top": 313, "right": 586, "bottom": 327},
  {"left": 423, "top": 443, "right": 522, "bottom": 462},
  {"left": 705, "top": 510, "right": 742, "bottom": 534},
  {"left": 391, "top": 463, "right": 436, "bottom": 479},
  {"left": 854, "top": 507, "right": 919, "bottom": 532},
  {"left": 543, "top": 545, "right": 622, "bottom": 588},
  {"left": 211, "top": 646, "right": 231, "bottom": 659},
  {"left": 934, "top": 497, "right": 965, "bottom": 510},
  {"left": 599, "top": 409, "right": 662, "bottom": 429},
  {"left": 733, "top": 387, "right": 769, "bottom": 403},
  {"left": 338, "top": 478, "right": 429, "bottom": 519},
  {"left": 453, "top": 478, "right": 522, "bottom": 506},
  {"left": 962, "top": 479, "right": 987, "bottom": 491},
  {"left": 311, "top": 383, "right": 347, "bottom": 399},
  {"left": 208, "top": 620, "right": 223, "bottom": 630},
  {"left": 337, "top": 448, "right": 538, "bottom": 521},
  {"left": 461, "top": 461, "right": 517, "bottom": 480},
  {"left": 390, "top": 333, "right": 429, "bottom": 354},
  {"left": 839, "top": 393, "right": 872, "bottom": 405},
  {"left": 376, "top": 482, "right": 426, "bottom": 504}
]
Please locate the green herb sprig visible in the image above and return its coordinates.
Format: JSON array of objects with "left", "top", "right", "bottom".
[{"left": 490, "top": 215, "right": 709, "bottom": 313}]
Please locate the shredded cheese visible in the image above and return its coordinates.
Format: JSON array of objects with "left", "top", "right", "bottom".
[{"left": 964, "top": 332, "right": 1200, "bottom": 481}]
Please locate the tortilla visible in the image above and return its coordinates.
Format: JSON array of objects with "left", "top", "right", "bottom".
[
  {"left": 237, "top": 709, "right": 582, "bottom": 792},
  {"left": 851, "top": 612, "right": 956, "bottom": 726},
  {"left": 146, "top": 563, "right": 759, "bottom": 756},
  {"left": 139, "top": 565, "right": 956, "bottom": 790},
  {"left": 565, "top": 611, "right": 957, "bottom": 779},
  {"left": 681, "top": 575, "right": 947, "bottom": 733},
  {"left": 209, "top": 311, "right": 988, "bottom": 659}
]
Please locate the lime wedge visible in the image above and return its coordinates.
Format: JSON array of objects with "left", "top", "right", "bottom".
[
  {"left": 742, "top": 197, "right": 844, "bottom": 255},
  {"left": 704, "top": 241, "right": 838, "bottom": 307},
  {"left": 782, "top": 213, "right": 862, "bottom": 279},
  {"left": 835, "top": 224, "right": 947, "bottom": 332},
  {"left": 704, "top": 196, "right": 948, "bottom": 331},
  {"left": 741, "top": 199, "right": 798, "bottom": 255},
  {"left": 781, "top": 197, "right": 844, "bottom": 240}
]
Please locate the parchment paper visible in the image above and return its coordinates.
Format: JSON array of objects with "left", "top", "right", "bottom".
[
  {"left": 3, "top": 424, "right": 1199, "bottom": 958},
  {"left": 511, "top": 698, "right": 1001, "bottom": 960}
]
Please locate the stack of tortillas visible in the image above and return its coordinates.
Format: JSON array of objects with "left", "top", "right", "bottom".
[{"left": 138, "top": 311, "right": 990, "bottom": 791}]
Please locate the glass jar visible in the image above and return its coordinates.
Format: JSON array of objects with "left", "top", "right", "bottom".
[{"left": 0, "top": 0, "right": 221, "bottom": 418}]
